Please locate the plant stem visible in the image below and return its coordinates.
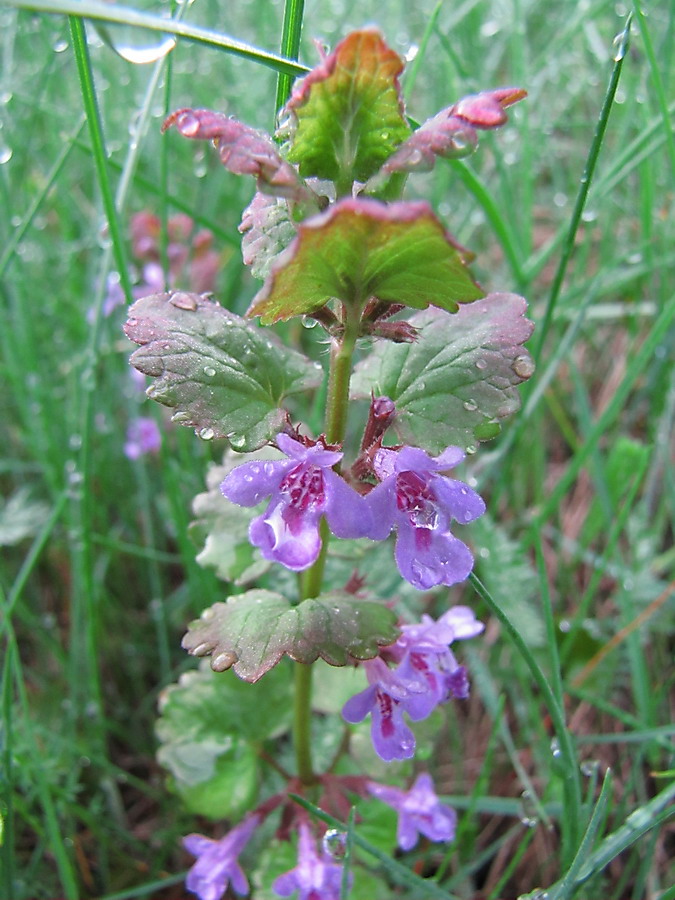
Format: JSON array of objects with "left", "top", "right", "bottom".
[
  {"left": 325, "top": 305, "right": 361, "bottom": 445},
  {"left": 292, "top": 304, "right": 361, "bottom": 785}
]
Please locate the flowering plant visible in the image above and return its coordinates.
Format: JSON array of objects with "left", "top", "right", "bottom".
[{"left": 124, "top": 27, "right": 533, "bottom": 897}]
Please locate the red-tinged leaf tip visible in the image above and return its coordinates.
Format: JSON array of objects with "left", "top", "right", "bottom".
[
  {"left": 453, "top": 87, "right": 527, "bottom": 128},
  {"left": 281, "top": 29, "right": 410, "bottom": 185},
  {"left": 372, "top": 86, "right": 527, "bottom": 180},
  {"left": 163, "top": 107, "right": 311, "bottom": 202},
  {"left": 247, "top": 197, "right": 482, "bottom": 324}
]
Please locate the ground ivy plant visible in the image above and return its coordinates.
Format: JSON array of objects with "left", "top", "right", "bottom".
[{"left": 124, "top": 27, "right": 533, "bottom": 899}]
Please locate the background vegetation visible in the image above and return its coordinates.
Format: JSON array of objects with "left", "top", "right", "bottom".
[{"left": 1, "top": 0, "right": 673, "bottom": 897}]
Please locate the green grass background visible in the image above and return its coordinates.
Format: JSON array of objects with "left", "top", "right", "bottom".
[{"left": 1, "top": 0, "right": 673, "bottom": 897}]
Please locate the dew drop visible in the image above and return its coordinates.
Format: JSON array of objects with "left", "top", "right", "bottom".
[
  {"left": 170, "top": 291, "right": 198, "bottom": 310},
  {"left": 322, "top": 829, "right": 348, "bottom": 859},
  {"left": 466, "top": 443, "right": 478, "bottom": 455},
  {"left": 463, "top": 399, "right": 478, "bottom": 412},
  {"left": 612, "top": 30, "right": 628, "bottom": 62},
  {"left": 512, "top": 354, "right": 535, "bottom": 379},
  {"left": 198, "top": 427, "right": 215, "bottom": 441},
  {"left": 203, "top": 366, "right": 216, "bottom": 378},
  {"left": 475, "top": 358, "right": 487, "bottom": 370},
  {"left": 53, "top": 38, "right": 68, "bottom": 52},
  {"left": 0, "top": 145, "right": 13, "bottom": 165},
  {"left": 178, "top": 110, "right": 200, "bottom": 136},
  {"left": 301, "top": 315, "right": 318, "bottom": 329},
  {"left": 230, "top": 434, "right": 247, "bottom": 450}
]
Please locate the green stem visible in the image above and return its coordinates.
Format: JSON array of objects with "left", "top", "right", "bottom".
[
  {"left": 293, "top": 662, "right": 315, "bottom": 785},
  {"left": 325, "top": 306, "right": 361, "bottom": 445},
  {"left": 292, "top": 305, "right": 361, "bottom": 785}
]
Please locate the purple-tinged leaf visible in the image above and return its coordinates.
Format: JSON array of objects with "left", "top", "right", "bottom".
[
  {"left": 351, "top": 293, "right": 535, "bottom": 454},
  {"left": 239, "top": 192, "right": 297, "bottom": 281},
  {"left": 162, "top": 108, "right": 315, "bottom": 204},
  {"left": 371, "top": 87, "right": 527, "bottom": 179},
  {"left": 182, "top": 589, "right": 399, "bottom": 682},
  {"left": 280, "top": 28, "right": 411, "bottom": 187},
  {"left": 124, "top": 291, "right": 322, "bottom": 451},
  {"left": 247, "top": 197, "right": 483, "bottom": 324}
]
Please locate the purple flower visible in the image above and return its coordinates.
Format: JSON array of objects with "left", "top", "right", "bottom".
[
  {"left": 272, "top": 822, "right": 346, "bottom": 900},
  {"left": 342, "top": 607, "right": 484, "bottom": 761},
  {"left": 342, "top": 657, "right": 429, "bottom": 761},
  {"left": 124, "top": 416, "right": 162, "bottom": 459},
  {"left": 365, "top": 445, "right": 486, "bottom": 590},
  {"left": 183, "top": 815, "right": 260, "bottom": 900},
  {"left": 220, "top": 434, "right": 373, "bottom": 571},
  {"left": 393, "top": 606, "right": 485, "bottom": 706},
  {"left": 367, "top": 773, "right": 457, "bottom": 851}
]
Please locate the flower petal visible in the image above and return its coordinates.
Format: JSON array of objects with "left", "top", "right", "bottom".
[
  {"left": 395, "top": 525, "right": 474, "bottom": 589},
  {"left": 362, "top": 480, "right": 397, "bottom": 540},
  {"left": 249, "top": 500, "right": 322, "bottom": 570},
  {"left": 342, "top": 684, "right": 378, "bottom": 723},
  {"left": 431, "top": 476, "right": 486, "bottom": 524},
  {"left": 323, "top": 470, "right": 373, "bottom": 538},
  {"left": 221, "top": 458, "right": 294, "bottom": 506}
]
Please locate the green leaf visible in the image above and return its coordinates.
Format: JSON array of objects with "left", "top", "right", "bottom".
[
  {"left": 282, "top": 28, "right": 411, "bottom": 186},
  {"left": 351, "top": 293, "right": 535, "bottom": 454},
  {"left": 190, "top": 448, "right": 282, "bottom": 585},
  {"left": 247, "top": 198, "right": 482, "bottom": 324},
  {"left": 156, "top": 662, "right": 292, "bottom": 818},
  {"left": 182, "top": 589, "right": 399, "bottom": 682},
  {"left": 124, "top": 291, "right": 323, "bottom": 451}
]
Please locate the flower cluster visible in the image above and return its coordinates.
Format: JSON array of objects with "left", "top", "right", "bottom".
[
  {"left": 342, "top": 606, "right": 484, "bottom": 760},
  {"left": 184, "top": 818, "right": 347, "bottom": 900},
  {"left": 221, "top": 432, "right": 485, "bottom": 590}
]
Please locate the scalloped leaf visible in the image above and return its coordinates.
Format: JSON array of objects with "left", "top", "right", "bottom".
[
  {"left": 124, "top": 292, "right": 323, "bottom": 451},
  {"left": 371, "top": 87, "right": 527, "bottom": 180},
  {"left": 162, "top": 108, "right": 314, "bottom": 204},
  {"left": 156, "top": 661, "right": 292, "bottom": 819},
  {"left": 351, "top": 293, "right": 535, "bottom": 454},
  {"left": 182, "top": 589, "right": 399, "bottom": 682},
  {"left": 247, "top": 198, "right": 482, "bottom": 324},
  {"left": 282, "top": 28, "right": 410, "bottom": 186},
  {"left": 239, "top": 191, "right": 297, "bottom": 281}
]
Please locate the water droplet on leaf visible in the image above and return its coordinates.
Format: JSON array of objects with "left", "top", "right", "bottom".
[
  {"left": 463, "top": 399, "right": 478, "bottom": 412},
  {"left": 512, "top": 354, "right": 535, "bottom": 379},
  {"left": 203, "top": 366, "right": 216, "bottom": 378},
  {"left": 198, "top": 427, "right": 215, "bottom": 441},
  {"left": 170, "top": 291, "right": 198, "bottom": 310}
]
